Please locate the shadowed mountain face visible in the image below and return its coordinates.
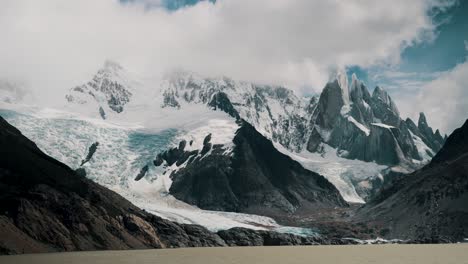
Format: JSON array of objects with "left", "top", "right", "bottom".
[
  {"left": 0, "top": 116, "right": 227, "bottom": 254},
  {"left": 156, "top": 120, "right": 348, "bottom": 216},
  {"left": 356, "top": 119, "right": 468, "bottom": 241}
]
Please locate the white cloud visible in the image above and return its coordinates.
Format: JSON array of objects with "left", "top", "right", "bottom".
[
  {"left": 0, "top": 0, "right": 452, "bottom": 105},
  {"left": 396, "top": 60, "right": 468, "bottom": 134}
]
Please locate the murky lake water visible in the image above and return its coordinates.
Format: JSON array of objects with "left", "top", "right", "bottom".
[{"left": 1, "top": 244, "right": 468, "bottom": 264}]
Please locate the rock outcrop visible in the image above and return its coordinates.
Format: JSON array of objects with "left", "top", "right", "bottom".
[{"left": 80, "top": 142, "right": 99, "bottom": 166}]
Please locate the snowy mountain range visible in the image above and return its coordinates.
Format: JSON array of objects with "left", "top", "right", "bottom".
[
  {"left": 64, "top": 61, "right": 444, "bottom": 167},
  {"left": 0, "top": 60, "right": 447, "bottom": 231},
  {"left": 60, "top": 61, "right": 445, "bottom": 201}
]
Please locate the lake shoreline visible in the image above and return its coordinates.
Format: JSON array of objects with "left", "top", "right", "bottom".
[{"left": 1, "top": 244, "right": 467, "bottom": 264}]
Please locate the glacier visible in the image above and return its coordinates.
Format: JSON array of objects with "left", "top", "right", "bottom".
[{"left": 0, "top": 106, "right": 319, "bottom": 236}]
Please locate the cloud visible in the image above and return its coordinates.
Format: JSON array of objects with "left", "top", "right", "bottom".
[
  {"left": 396, "top": 60, "right": 468, "bottom": 134},
  {"left": 0, "top": 0, "right": 453, "bottom": 105}
]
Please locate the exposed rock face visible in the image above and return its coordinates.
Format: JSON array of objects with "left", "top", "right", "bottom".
[
  {"left": 134, "top": 165, "right": 149, "bottom": 181},
  {"left": 65, "top": 61, "right": 133, "bottom": 115},
  {"left": 80, "top": 142, "right": 99, "bottom": 166},
  {"left": 347, "top": 124, "right": 404, "bottom": 165},
  {"left": 356, "top": 119, "right": 468, "bottom": 241},
  {"left": 208, "top": 92, "right": 240, "bottom": 119},
  {"left": 306, "top": 73, "right": 443, "bottom": 166},
  {"left": 157, "top": 120, "right": 347, "bottom": 215},
  {"left": 313, "top": 80, "right": 346, "bottom": 131},
  {"left": 370, "top": 86, "right": 400, "bottom": 127},
  {"left": 349, "top": 77, "right": 374, "bottom": 125}
]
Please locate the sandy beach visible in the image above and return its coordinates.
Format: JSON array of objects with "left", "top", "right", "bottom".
[{"left": 1, "top": 244, "right": 468, "bottom": 264}]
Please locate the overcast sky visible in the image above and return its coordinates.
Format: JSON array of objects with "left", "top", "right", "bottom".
[{"left": 0, "top": 0, "right": 466, "bottom": 133}]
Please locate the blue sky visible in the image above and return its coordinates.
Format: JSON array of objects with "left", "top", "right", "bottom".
[
  {"left": 349, "top": 0, "right": 468, "bottom": 93},
  {"left": 120, "top": 0, "right": 215, "bottom": 10}
]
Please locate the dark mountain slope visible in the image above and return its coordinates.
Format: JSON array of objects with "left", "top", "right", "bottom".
[
  {"left": 0, "top": 116, "right": 226, "bottom": 254},
  {"left": 356, "top": 119, "right": 468, "bottom": 241},
  {"left": 162, "top": 120, "right": 348, "bottom": 216}
]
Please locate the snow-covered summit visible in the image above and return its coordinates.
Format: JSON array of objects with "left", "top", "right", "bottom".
[{"left": 65, "top": 60, "right": 136, "bottom": 118}]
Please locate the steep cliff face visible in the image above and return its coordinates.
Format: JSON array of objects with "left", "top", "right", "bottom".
[
  {"left": 313, "top": 80, "right": 346, "bottom": 131},
  {"left": 356, "top": 119, "right": 468, "bottom": 241},
  {"left": 153, "top": 120, "right": 347, "bottom": 216}
]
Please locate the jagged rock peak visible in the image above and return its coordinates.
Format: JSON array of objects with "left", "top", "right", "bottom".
[
  {"left": 349, "top": 73, "right": 371, "bottom": 103},
  {"left": 418, "top": 112, "right": 429, "bottom": 127},
  {"left": 372, "top": 86, "right": 399, "bottom": 115},
  {"left": 327, "top": 68, "right": 349, "bottom": 104},
  {"left": 418, "top": 112, "right": 435, "bottom": 136},
  {"left": 350, "top": 73, "right": 360, "bottom": 90},
  {"left": 434, "top": 129, "right": 444, "bottom": 142}
]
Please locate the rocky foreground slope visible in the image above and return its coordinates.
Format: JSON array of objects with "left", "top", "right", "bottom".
[{"left": 356, "top": 119, "right": 468, "bottom": 241}]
